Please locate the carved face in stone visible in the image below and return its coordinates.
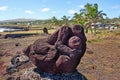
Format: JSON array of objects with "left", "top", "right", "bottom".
[
  {"left": 68, "top": 36, "right": 82, "bottom": 49},
  {"left": 72, "top": 25, "right": 87, "bottom": 42}
]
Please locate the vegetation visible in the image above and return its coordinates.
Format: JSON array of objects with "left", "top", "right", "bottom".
[
  {"left": 0, "top": 3, "right": 120, "bottom": 80},
  {"left": 80, "top": 3, "right": 106, "bottom": 34},
  {"left": 0, "top": 3, "right": 120, "bottom": 35}
]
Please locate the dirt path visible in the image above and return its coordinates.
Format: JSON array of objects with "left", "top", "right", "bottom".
[{"left": 78, "top": 40, "right": 120, "bottom": 80}]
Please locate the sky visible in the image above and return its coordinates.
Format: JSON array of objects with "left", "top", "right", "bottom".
[{"left": 0, "top": 0, "right": 120, "bottom": 21}]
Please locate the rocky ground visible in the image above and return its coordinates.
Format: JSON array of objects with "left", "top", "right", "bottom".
[{"left": 0, "top": 30, "right": 120, "bottom": 80}]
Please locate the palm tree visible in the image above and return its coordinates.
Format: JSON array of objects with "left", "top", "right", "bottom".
[
  {"left": 81, "top": 3, "right": 107, "bottom": 34},
  {"left": 51, "top": 16, "right": 59, "bottom": 28},
  {"left": 61, "top": 15, "right": 70, "bottom": 26},
  {"left": 72, "top": 13, "right": 85, "bottom": 26}
]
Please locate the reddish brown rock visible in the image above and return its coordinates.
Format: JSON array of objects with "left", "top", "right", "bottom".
[
  {"left": 43, "top": 27, "right": 48, "bottom": 34},
  {"left": 47, "top": 29, "right": 59, "bottom": 45},
  {"left": 55, "top": 26, "right": 73, "bottom": 45},
  {"left": 24, "top": 41, "right": 58, "bottom": 74},
  {"left": 55, "top": 25, "right": 86, "bottom": 73},
  {"left": 68, "top": 36, "right": 82, "bottom": 49},
  {"left": 23, "top": 25, "right": 87, "bottom": 74},
  {"left": 72, "top": 25, "right": 87, "bottom": 55}
]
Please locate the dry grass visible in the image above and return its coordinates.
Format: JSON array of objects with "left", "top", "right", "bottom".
[
  {"left": 0, "top": 28, "right": 120, "bottom": 80},
  {"left": 0, "top": 29, "right": 56, "bottom": 35}
]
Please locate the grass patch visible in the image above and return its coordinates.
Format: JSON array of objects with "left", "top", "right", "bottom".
[{"left": 87, "top": 38, "right": 102, "bottom": 43}]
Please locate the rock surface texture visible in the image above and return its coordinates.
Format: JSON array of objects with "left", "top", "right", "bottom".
[
  {"left": 8, "top": 25, "right": 87, "bottom": 80},
  {"left": 19, "top": 68, "right": 87, "bottom": 80}
]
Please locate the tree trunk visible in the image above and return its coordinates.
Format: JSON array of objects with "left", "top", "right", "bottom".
[
  {"left": 85, "top": 27, "right": 93, "bottom": 34},
  {"left": 90, "top": 27, "right": 93, "bottom": 34},
  {"left": 93, "top": 26, "right": 97, "bottom": 35},
  {"left": 85, "top": 27, "right": 89, "bottom": 33}
]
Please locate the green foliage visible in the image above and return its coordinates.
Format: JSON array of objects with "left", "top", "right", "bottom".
[
  {"left": 0, "top": 3, "right": 120, "bottom": 32},
  {"left": 72, "top": 13, "right": 85, "bottom": 26},
  {"left": 61, "top": 15, "right": 70, "bottom": 25}
]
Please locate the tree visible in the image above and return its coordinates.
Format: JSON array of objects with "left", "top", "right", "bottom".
[
  {"left": 51, "top": 16, "right": 59, "bottom": 27},
  {"left": 72, "top": 13, "right": 85, "bottom": 26},
  {"left": 81, "top": 3, "right": 107, "bottom": 34},
  {"left": 61, "top": 15, "right": 70, "bottom": 26}
]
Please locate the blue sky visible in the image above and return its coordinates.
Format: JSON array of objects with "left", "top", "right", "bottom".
[{"left": 0, "top": 0, "right": 120, "bottom": 20}]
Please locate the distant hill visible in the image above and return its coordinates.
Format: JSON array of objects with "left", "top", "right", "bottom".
[{"left": 0, "top": 18, "right": 37, "bottom": 23}]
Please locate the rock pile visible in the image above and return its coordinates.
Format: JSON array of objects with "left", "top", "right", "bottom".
[{"left": 6, "top": 54, "right": 29, "bottom": 74}]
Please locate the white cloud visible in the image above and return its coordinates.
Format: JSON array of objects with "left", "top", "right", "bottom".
[
  {"left": 0, "top": 6, "right": 8, "bottom": 11},
  {"left": 112, "top": 5, "right": 120, "bottom": 9},
  {"left": 68, "top": 10, "right": 77, "bottom": 15},
  {"left": 41, "top": 8, "right": 50, "bottom": 12},
  {"left": 25, "top": 10, "right": 34, "bottom": 14},
  {"left": 79, "top": 5, "right": 84, "bottom": 8}
]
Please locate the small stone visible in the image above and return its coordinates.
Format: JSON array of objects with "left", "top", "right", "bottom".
[
  {"left": 86, "top": 50, "right": 94, "bottom": 54},
  {"left": 15, "top": 43, "right": 21, "bottom": 47}
]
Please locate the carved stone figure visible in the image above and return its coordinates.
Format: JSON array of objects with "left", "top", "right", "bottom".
[{"left": 23, "top": 25, "right": 86, "bottom": 74}]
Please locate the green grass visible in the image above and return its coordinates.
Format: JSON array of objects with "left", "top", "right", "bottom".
[{"left": 87, "top": 38, "right": 102, "bottom": 43}]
